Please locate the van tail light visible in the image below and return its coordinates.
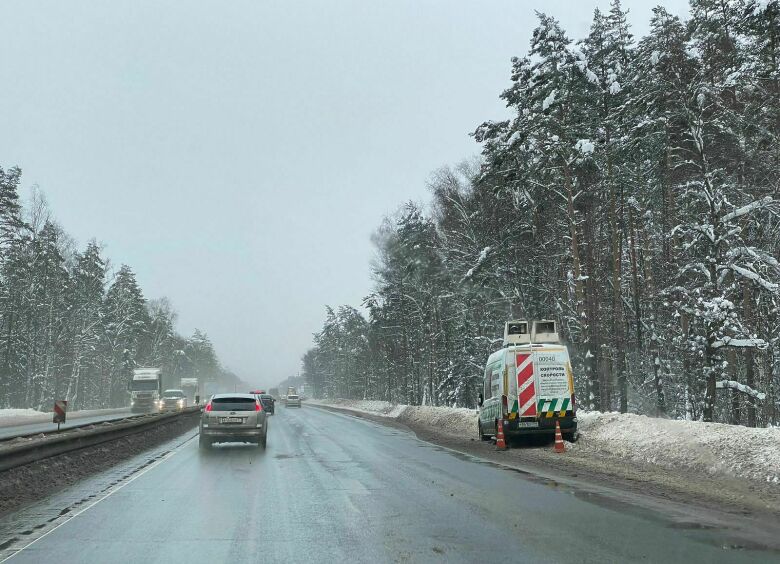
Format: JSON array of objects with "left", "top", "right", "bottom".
[
  {"left": 571, "top": 394, "right": 576, "bottom": 413},
  {"left": 205, "top": 401, "right": 212, "bottom": 412},
  {"left": 255, "top": 401, "right": 262, "bottom": 411},
  {"left": 501, "top": 395, "right": 508, "bottom": 417}
]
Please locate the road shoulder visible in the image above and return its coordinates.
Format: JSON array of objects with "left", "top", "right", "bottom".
[{"left": 308, "top": 403, "right": 780, "bottom": 539}]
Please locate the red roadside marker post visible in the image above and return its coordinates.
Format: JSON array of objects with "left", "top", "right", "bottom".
[{"left": 53, "top": 400, "right": 67, "bottom": 431}]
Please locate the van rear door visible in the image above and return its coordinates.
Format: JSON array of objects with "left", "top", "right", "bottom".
[{"left": 533, "top": 348, "right": 574, "bottom": 417}]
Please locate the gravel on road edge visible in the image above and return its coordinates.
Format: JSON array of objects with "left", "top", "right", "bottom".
[
  {"left": 0, "top": 412, "right": 199, "bottom": 518},
  {"left": 309, "top": 404, "right": 780, "bottom": 525}
]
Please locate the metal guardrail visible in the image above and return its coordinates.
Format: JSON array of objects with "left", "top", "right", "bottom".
[{"left": 0, "top": 407, "right": 201, "bottom": 473}]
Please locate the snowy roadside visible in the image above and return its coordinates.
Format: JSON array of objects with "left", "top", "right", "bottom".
[
  {"left": 0, "top": 409, "right": 46, "bottom": 419},
  {"left": 307, "top": 399, "right": 780, "bottom": 488},
  {"left": 0, "top": 407, "right": 131, "bottom": 428}
]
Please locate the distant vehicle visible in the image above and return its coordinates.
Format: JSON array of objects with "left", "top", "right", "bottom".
[
  {"left": 200, "top": 393, "right": 267, "bottom": 449},
  {"left": 286, "top": 394, "right": 301, "bottom": 408},
  {"left": 253, "top": 393, "right": 275, "bottom": 415},
  {"left": 478, "top": 320, "right": 578, "bottom": 443},
  {"left": 129, "top": 368, "right": 162, "bottom": 413},
  {"left": 283, "top": 386, "right": 298, "bottom": 406},
  {"left": 159, "top": 389, "right": 186, "bottom": 411},
  {"left": 180, "top": 377, "right": 198, "bottom": 404}
]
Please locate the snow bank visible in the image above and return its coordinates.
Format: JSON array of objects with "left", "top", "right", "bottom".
[
  {"left": 307, "top": 399, "right": 406, "bottom": 418},
  {"left": 574, "top": 411, "right": 780, "bottom": 485},
  {"left": 307, "top": 399, "right": 476, "bottom": 437},
  {"left": 311, "top": 399, "right": 780, "bottom": 486},
  {"left": 0, "top": 408, "right": 46, "bottom": 418}
]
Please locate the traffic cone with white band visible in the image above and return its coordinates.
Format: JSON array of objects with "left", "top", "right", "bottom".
[
  {"left": 554, "top": 420, "right": 565, "bottom": 453},
  {"left": 496, "top": 419, "right": 508, "bottom": 450}
]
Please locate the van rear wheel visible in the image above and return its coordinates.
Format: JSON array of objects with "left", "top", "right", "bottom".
[{"left": 478, "top": 421, "right": 490, "bottom": 441}]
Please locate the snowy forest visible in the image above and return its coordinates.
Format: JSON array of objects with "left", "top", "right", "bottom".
[
  {"left": 0, "top": 168, "right": 237, "bottom": 410},
  {"left": 303, "top": 0, "right": 780, "bottom": 426}
]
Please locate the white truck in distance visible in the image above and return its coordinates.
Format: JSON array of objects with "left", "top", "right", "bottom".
[
  {"left": 130, "top": 368, "right": 163, "bottom": 413},
  {"left": 180, "top": 377, "right": 199, "bottom": 404},
  {"left": 477, "top": 320, "right": 578, "bottom": 442}
]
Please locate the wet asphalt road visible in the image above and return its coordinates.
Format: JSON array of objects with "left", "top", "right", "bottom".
[
  {"left": 0, "top": 409, "right": 132, "bottom": 440},
  {"left": 1, "top": 405, "right": 775, "bottom": 563}
]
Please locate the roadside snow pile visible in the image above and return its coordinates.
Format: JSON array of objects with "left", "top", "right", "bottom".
[
  {"left": 0, "top": 408, "right": 46, "bottom": 418},
  {"left": 308, "top": 399, "right": 476, "bottom": 436},
  {"left": 574, "top": 411, "right": 780, "bottom": 485},
  {"left": 308, "top": 399, "right": 406, "bottom": 418},
  {"left": 398, "top": 406, "right": 477, "bottom": 439}
]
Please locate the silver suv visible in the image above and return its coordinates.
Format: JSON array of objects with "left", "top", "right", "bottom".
[
  {"left": 286, "top": 394, "right": 301, "bottom": 408},
  {"left": 199, "top": 393, "right": 267, "bottom": 449}
]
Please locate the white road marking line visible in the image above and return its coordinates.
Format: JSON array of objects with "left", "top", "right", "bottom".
[{"left": 0, "top": 433, "right": 197, "bottom": 562}]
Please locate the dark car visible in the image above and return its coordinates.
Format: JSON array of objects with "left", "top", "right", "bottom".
[{"left": 255, "top": 393, "right": 275, "bottom": 414}]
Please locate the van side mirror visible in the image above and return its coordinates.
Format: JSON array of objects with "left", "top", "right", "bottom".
[{"left": 478, "top": 392, "right": 483, "bottom": 407}]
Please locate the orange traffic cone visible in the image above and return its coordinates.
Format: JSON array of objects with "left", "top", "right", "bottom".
[
  {"left": 496, "top": 419, "right": 508, "bottom": 450},
  {"left": 554, "top": 420, "right": 565, "bottom": 453}
]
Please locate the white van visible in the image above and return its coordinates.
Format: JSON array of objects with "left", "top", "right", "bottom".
[{"left": 477, "top": 320, "right": 578, "bottom": 442}]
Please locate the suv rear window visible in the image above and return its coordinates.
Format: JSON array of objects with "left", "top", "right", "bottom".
[
  {"left": 288, "top": 395, "right": 299, "bottom": 399},
  {"left": 211, "top": 397, "right": 257, "bottom": 411}
]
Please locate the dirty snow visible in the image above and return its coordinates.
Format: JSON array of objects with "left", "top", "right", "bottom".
[{"left": 311, "top": 399, "right": 780, "bottom": 486}]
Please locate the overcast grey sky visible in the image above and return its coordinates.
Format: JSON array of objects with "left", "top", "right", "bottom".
[{"left": 1, "top": 0, "right": 688, "bottom": 385}]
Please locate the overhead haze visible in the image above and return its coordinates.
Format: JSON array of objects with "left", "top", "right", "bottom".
[{"left": 0, "top": 0, "right": 688, "bottom": 383}]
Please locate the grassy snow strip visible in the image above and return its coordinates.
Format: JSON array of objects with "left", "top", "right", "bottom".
[
  {"left": 311, "top": 399, "right": 780, "bottom": 485},
  {"left": 0, "top": 408, "right": 46, "bottom": 418}
]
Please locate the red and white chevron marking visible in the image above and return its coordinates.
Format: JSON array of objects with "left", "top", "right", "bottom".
[{"left": 516, "top": 353, "right": 536, "bottom": 417}]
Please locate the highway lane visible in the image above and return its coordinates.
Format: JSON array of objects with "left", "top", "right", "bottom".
[
  {"left": 1, "top": 405, "right": 774, "bottom": 563},
  {"left": 0, "top": 408, "right": 132, "bottom": 440}
]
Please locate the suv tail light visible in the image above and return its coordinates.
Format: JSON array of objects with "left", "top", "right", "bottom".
[
  {"left": 255, "top": 401, "right": 262, "bottom": 411},
  {"left": 205, "top": 401, "right": 212, "bottom": 412}
]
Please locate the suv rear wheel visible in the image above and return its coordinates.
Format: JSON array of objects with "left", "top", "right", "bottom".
[{"left": 199, "top": 435, "right": 211, "bottom": 449}]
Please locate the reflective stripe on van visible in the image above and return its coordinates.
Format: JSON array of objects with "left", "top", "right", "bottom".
[
  {"left": 516, "top": 353, "right": 537, "bottom": 417},
  {"left": 538, "top": 397, "right": 570, "bottom": 417}
]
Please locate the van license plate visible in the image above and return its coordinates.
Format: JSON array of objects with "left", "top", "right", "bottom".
[
  {"left": 517, "top": 422, "right": 539, "bottom": 428},
  {"left": 220, "top": 417, "right": 243, "bottom": 424}
]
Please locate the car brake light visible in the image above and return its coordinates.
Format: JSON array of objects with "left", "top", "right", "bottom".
[
  {"left": 255, "top": 401, "right": 262, "bottom": 411},
  {"left": 205, "top": 402, "right": 212, "bottom": 412}
]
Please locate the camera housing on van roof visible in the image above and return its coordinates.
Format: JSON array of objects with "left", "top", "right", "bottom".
[{"left": 503, "top": 319, "right": 559, "bottom": 346}]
